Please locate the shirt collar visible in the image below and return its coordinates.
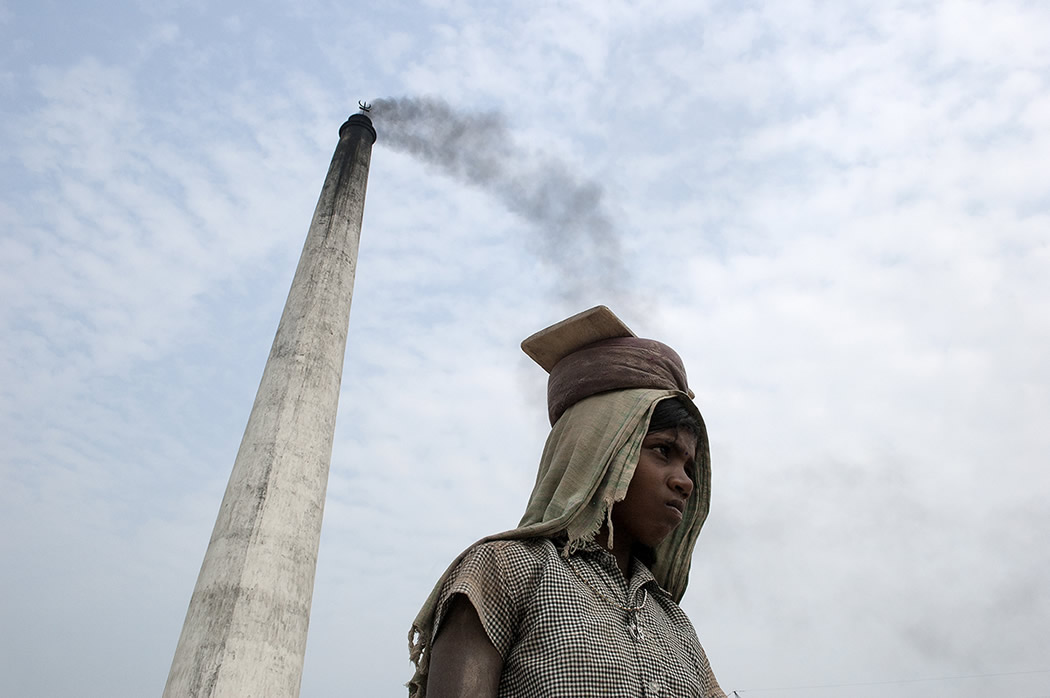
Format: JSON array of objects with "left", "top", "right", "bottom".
[{"left": 566, "top": 538, "right": 661, "bottom": 597}]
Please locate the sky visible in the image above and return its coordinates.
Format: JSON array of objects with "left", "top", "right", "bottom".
[{"left": 1, "top": 0, "right": 1049, "bottom": 696}]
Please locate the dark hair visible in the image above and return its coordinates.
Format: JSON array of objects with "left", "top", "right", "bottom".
[{"left": 647, "top": 397, "right": 702, "bottom": 441}]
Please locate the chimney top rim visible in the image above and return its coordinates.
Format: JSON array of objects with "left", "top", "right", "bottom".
[{"left": 339, "top": 113, "right": 376, "bottom": 143}]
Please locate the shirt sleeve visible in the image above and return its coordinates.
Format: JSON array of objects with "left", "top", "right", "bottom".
[
  {"left": 706, "top": 670, "right": 727, "bottom": 698},
  {"left": 431, "top": 541, "right": 528, "bottom": 659}
]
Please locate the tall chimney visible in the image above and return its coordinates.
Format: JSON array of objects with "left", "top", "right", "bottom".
[{"left": 164, "top": 112, "right": 377, "bottom": 698}]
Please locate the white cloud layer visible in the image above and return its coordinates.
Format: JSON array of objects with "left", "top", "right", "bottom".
[{"left": 1, "top": 1, "right": 1048, "bottom": 696}]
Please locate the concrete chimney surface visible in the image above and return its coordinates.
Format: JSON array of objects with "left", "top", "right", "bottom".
[{"left": 163, "top": 114, "right": 376, "bottom": 698}]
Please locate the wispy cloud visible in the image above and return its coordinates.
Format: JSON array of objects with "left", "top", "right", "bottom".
[{"left": 2, "top": 2, "right": 1049, "bottom": 697}]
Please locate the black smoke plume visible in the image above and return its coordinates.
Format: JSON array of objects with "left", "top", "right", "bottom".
[{"left": 369, "top": 97, "right": 630, "bottom": 311}]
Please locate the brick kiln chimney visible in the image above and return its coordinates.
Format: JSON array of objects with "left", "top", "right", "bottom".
[{"left": 164, "top": 110, "right": 377, "bottom": 698}]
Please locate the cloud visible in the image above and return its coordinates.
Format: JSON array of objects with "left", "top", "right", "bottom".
[{"left": 2, "top": 2, "right": 1050, "bottom": 697}]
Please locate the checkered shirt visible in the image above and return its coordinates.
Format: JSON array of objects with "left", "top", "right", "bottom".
[{"left": 432, "top": 538, "right": 725, "bottom": 697}]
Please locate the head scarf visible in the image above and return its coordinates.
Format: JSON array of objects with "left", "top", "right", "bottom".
[{"left": 407, "top": 387, "right": 712, "bottom": 697}]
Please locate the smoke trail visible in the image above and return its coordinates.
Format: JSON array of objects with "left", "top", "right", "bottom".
[{"left": 369, "top": 97, "right": 630, "bottom": 311}]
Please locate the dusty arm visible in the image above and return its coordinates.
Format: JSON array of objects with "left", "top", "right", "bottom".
[{"left": 426, "top": 594, "right": 503, "bottom": 698}]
